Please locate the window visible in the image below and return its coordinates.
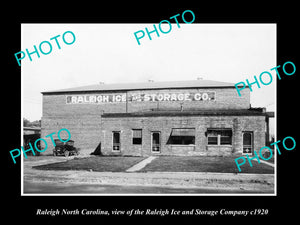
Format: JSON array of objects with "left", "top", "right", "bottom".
[
  {"left": 207, "top": 130, "right": 218, "bottom": 145},
  {"left": 112, "top": 131, "right": 120, "bottom": 151},
  {"left": 207, "top": 129, "right": 232, "bottom": 145},
  {"left": 167, "top": 128, "right": 195, "bottom": 145},
  {"left": 132, "top": 129, "right": 142, "bottom": 145}
]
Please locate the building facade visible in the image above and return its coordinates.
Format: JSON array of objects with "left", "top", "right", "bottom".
[{"left": 41, "top": 80, "right": 270, "bottom": 156}]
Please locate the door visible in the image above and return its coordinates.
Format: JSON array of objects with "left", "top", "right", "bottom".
[
  {"left": 112, "top": 131, "right": 121, "bottom": 152},
  {"left": 242, "top": 131, "right": 253, "bottom": 155},
  {"left": 151, "top": 132, "right": 161, "bottom": 153}
]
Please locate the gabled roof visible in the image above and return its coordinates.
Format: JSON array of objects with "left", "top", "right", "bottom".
[{"left": 42, "top": 79, "right": 241, "bottom": 94}]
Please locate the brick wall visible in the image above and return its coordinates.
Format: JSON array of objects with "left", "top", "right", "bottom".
[
  {"left": 127, "top": 88, "right": 250, "bottom": 112},
  {"left": 100, "top": 115, "right": 265, "bottom": 157},
  {"left": 42, "top": 87, "right": 250, "bottom": 117},
  {"left": 41, "top": 115, "right": 101, "bottom": 155},
  {"left": 41, "top": 87, "right": 252, "bottom": 155}
]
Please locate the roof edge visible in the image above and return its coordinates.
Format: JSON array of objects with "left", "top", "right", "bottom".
[
  {"left": 101, "top": 109, "right": 266, "bottom": 118},
  {"left": 41, "top": 86, "right": 243, "bottom": 95},
  {"left": 41, "top": 80, "right": 244, "bottom": 94}
]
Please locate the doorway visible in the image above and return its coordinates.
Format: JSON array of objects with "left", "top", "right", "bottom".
[
  {"left": 242, "top": 131, "right": 253, "bottom": 155},
  {"left": 151, "top": 132, "right": 161, "bottom": 153}
]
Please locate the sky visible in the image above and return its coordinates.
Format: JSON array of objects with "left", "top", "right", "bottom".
[{"left": 21, "top": 23, "right": 276, "bottom": 124}]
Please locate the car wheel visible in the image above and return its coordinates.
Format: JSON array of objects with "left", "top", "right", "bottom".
[{"left": 64, "top": 150, "right": 69, "bottom": 157}]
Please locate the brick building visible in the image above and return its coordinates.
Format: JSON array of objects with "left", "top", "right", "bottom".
[{"left": 41, "top": 79, "right": 272, "bottom": 156}]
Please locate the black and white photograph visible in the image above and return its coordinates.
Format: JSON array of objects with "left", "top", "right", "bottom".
[
  {"left": 21, "top": 23, "right": 276, "bottom": 195},
  {"left": 4, "top": 4, "right": 298, "bottom": 224}
]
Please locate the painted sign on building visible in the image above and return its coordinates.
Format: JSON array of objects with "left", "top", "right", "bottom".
[{"left": 66, "top": 92, "right": 216, "bottom": 104}]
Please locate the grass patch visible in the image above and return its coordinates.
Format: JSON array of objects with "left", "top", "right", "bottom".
[
  {"left": 140, "top": 156, "right": 274, "bottom": 174},
  {"left": 33, "top": 156, "right": 146, "bottom": 172},
  {"left": 32, "top": 155, "right": 274, "bottom": 174}
]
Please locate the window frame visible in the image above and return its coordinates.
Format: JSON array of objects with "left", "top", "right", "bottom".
[
  {"left": 207, "top": 128, "right": 232, "bottom": 146},
  {"left": 132, "top": 129, "right": 142, "bottom": 145}
]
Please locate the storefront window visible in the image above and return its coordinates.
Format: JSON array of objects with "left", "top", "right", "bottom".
[
  {"left": 167, "top": 128, "right": 195, "bottom": 145},
  {"left": 207, "top": 129, "right": 232, "bottom": 145}
]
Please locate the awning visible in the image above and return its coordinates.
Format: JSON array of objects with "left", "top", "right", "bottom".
[{"left": 171, "top": 128, "right": 195, "bottom": 136}]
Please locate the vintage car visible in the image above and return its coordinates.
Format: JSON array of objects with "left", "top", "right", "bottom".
[{"left": 53, "top": 139, "right": 78, "bottom": 157}]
